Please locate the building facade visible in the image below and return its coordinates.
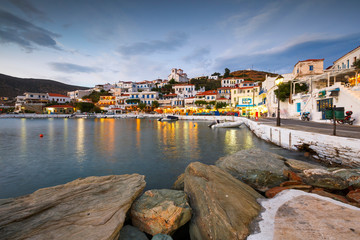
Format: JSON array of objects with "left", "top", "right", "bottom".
[{"left": 168, "top": 68, "right": 189, "bottom": 82}]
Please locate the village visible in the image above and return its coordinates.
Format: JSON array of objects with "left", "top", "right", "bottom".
[{"left": 6, "top": 45, "right": 360, "bottom": 126}]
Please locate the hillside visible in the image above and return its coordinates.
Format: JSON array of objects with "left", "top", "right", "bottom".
[
  {"left": 0, "top": 74, "right": 89, "bottom": 98},
  {"left": 230, "top": 70, "right": 278, "bottom": 82}
]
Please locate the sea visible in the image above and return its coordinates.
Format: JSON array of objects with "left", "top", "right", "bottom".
[{"left": 0, "top": 118, "right": 312, "bottom": 199}]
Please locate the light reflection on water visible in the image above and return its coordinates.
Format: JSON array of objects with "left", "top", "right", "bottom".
[{"left": 0, "top": 118, "right": 312, "bottom": 198}]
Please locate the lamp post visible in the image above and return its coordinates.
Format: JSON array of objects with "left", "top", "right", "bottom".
[{"left": 275, "top": 76, "right": 284, "bottom": 126}]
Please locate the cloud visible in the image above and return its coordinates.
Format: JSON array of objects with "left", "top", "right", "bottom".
[
  {"left": 0, "top": 9, "right": 60, "bottom": 51},
  {"left": 118, "top": 32, "right": 188, "bottom": 56},
  {"left": 183, "top": 47, "right": 210, "bottom": 62},
  {"left": 10, "top": 0, "right": 49, "bottom": 21},
  {"left": 216, "top": 32, "right": 360, "bottom": 74},
  {"left": 49, "top": 62, "right": 102, "bottom": 73}
]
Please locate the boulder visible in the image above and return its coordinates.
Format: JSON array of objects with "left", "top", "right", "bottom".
[
  {"left": 248, "top": 190, "right": 360, "bottom": 240},
  {"left": 216, "top": 148, "right": 289, "bottom": 192},
  {"left": 330, "top": 168, "right": 360, "bottom": 189},
  {"left": 301, "top": 169, "right": 349, "bottom": 190},
  {"left": 346, "top": 189, "right": 360, "bottom": 203},
  {"left": 184, "top": 162, "right": 263, "bottom": 240},
  {"left": 0, "top": 175, "right": 146, "bottom": 240},
  {"left": 311, "top": 188, "right": 349, "bottom": 204},
  {"left": 285, "top": 158, "right": 325, "bottom": 172},
  {"left": 171, "top": 173, "right": 184, "bottom": 190},
  {"left": 151, "top": 233, "right": 173, "bottom": 240},
  {"left": 118, "top": 225, "right": 148, "bottom": 240},
  {"left": 131, "top": 189, "right": 191, "bottom": 236},
  {"left": 283, "top": 169, "right": 303, "bottom": 182}
]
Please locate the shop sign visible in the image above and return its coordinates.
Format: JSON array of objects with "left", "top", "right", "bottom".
[
  {"left": 318, "top": 90, "right": 326, "bottom": 98},
  {"left": 242, "top": 98, "right": 252, "bottom": 104}
]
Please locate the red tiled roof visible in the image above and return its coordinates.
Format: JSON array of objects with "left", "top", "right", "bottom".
[
  {"left": 196, "top": 90, "right": 217, "bottom": 96},
  {"left": 234, "top": 86, "right": 257, "bottom": 90},
  {"left": 295, "top": 59, "right": 324, "bottom": 66},
  {"left": 46, "top": 105, "right": 74, "bottom": 108},
  {"left": 241, "top": 81, "right": 254, "bottom": 83},
  {"left": 48, "top": 93, "right": 69, "bottom": 98},
  {"left": 164, "top": 93, "right": 177, "bottom": 97},
  {"left": 216, "top": 98, "right": 229, "bottom": 100}
]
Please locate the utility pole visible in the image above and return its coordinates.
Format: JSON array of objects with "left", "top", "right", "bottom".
[{"left": 333, "top": 105, "right": 336, "bottom": 136}]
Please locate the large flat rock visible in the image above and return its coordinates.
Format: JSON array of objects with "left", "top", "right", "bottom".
[
  {"left": 0, "top": 175, "right": 146, "bottom": 240},
  {"left": 184, "top": 162, "right": 263, "bottom": 240},
  {"left": 248, "top": 189, "right": 360, "bottom": 240},
  {"left": 216, "top": 148, "right": 289, "bottom": 192}
]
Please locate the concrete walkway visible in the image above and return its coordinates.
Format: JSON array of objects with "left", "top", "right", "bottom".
[{"left": 256, "top": 118, "right": 360, "bottom": 139}]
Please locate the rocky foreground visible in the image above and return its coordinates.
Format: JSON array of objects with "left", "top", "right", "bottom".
[{"left": 1, "top": 149, "right": 360, "bottom": 240}]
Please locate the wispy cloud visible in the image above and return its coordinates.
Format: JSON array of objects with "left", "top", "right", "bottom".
[
  {"left": 49, "top": 62, "right": 102, "bottom": 73},
  {"left": 216, "top": 32, "right": 360, "bottom": 74},
  {"left": 0, "top": 9, "right": 60, "bottom": 51},
  {"left": 10, "top": 0, "right": 50, "bottom": 21},
  {"left": 183, "top": 47, "right": 210, "bottom": 62},
  {"left": 118, "top": 32, "right": 188, "bottom": 56}
]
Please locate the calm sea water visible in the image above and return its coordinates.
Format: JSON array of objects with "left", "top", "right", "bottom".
[{"left": 0, "top": 118, "right": 312, "bottom": 199}]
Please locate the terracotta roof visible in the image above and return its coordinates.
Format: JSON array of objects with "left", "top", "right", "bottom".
[
  {"left": 173, "top": 84, "right": 194, "bottom": 86},
  {"left": 196, "top": 90, "right": 218, "bottom": 96},
  {"left": 216, "top": 98, "right": 229, "bottom": 100},
  {"left": 235, "top": 86, "right": 257, "bottom": 90},
  {"left": 295, "top": 59, "right": 324, "bottom": 66},
  {"left": 163, "top": 93, "right": 177, "bottom": 97},
  {"left": 48, "top": 93, "right": 69, "bottom": 98},
  {"left": 46, "top": 105, "right": 74, "bottom": 108}
]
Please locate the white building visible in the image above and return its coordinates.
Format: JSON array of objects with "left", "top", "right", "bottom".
[
  {"left": 128, "top": 91, "right": 159, "bottom": 105},
  {"left": 172, "top": 84, "right": 203, "bottom": 98},
  {"left": 47, "top": 93, "right": 71, "bottom": 103},
  {"left": 332, "top": 45, "right": 360, "bottom": 71},
  {"left": 168, "top": 68, "right": 189, "bottom": 82},
  {"left": 221, "top": 77, "right": 244, "bottom": 88},
  {"left": 67, "top": 89, "right": 92, "bottom": 100}
]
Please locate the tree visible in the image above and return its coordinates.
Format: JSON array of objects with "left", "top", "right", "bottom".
[
  {"left": 224, "top": 68, "right": 231, "bottom": 78},
  {"left": 152, "top": 100, "right": 159, "bottom": 108},
  {"left": 195, "top": 100, "right": 207, "bottom": 106},
  {"left": 215, "top": 101, "right": 227, "bottom": 109},
  {"left": 138, "top": 102, "right": 146, "bottom": 110},
  {"left": 274, "top": 82, "right": 308, "bottom": 102},
  {"left": 352, "top": 59, "right": 360, "bottom": 69},
  {"left": 76, "top": 102, "right": 95, "bottom": 112},
  {"left": 168, "top": 78, "right": 176, "bottom": 84},
  {"left": 82, "top": 90, "right": 111, "bottom": 103},
  {"left": 211, "top": 72, "right": 221, "bottom": 76}
]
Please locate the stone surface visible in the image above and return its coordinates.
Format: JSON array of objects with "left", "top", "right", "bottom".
[
  {"left": 118, "top": 225, "right": 148, "bottom": 240},
  {"left": 311, "top": 188, "right": 349, "bottom": 204},
  {"left": 216, "top": 148, "right": 289, "bottom": 192},
  {"left": 331, "top": 168, "right": 360, "bottom": 189},
  {"left": 279, "top": 180, "right": 303, "bottom": 187},
  {"left": 283, "top": 170, "right": 303, "bottom": 182},
  {"left": 301, "top": 169, "right": 349, "bottom": 190},
  {"left": 266, "top": 185, "right": 312, "bottom": 198},
  {"left": 171, "top": 173, "right": 184, "bottom": 190},
  {"left": 151, "top": 233, "right": 173, "bottom": 240},
  {"left": 248, "top": 190, "right": 360, "bottom": 240},
  {"left": 347, "top": 189, "right": 360, "bottom": 203},
  {"left": 184, "top": 162, "right": 263, "bottom": 240},
  {"left": 285, "top": 158, "right": 325, "bottom": 172},
  {"left": 0, "top": 175, "right": 146, "bottom": 240},
  {"left": 131, "top": 189, "right": 191, "bottom": 236}
]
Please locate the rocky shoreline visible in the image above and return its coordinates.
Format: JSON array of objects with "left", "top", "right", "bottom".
[{"left": 1, "top": 149, "right": 360, "bottom": 240}]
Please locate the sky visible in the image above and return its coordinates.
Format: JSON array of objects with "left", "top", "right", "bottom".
[{"left": 0, "top": 0, "right": 359, "bottom": 87}]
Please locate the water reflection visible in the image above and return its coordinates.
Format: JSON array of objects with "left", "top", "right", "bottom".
[
  {"left": 136, "top": 119, "right": 141, "bottom": 149},
  {"left": 76, "top": 119, "right": 85, "bottom": 163},
  {"left": 20, "top": 118, "right": 27, "bottom": 154},
  {"left": 224, "top": 129, "right": 238, "bottom": 154}
]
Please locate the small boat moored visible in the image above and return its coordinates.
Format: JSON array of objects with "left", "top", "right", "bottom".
[
  {"left": 158, "top": 115, "right": 179, "bottom": 122},
  {"left": 209, "top": 120, "right": 243, "bottom": 128}
]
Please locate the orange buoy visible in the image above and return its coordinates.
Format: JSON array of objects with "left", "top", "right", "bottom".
[{"left": 39, "top": 134, "right": 44, "bottom": 138}]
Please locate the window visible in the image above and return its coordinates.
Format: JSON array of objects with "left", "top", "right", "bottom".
[
  {"left": 347, "top": 60, "right": 349, "bottom": 69},
  {"left": 297, "top": 69, "right": 299, "bottom": 73},
  {"left": 296, "top": 103, "right": 301, "bottom": 112},
  {"left": 309, "top": 65, "right": 314, "bottom": 71}
]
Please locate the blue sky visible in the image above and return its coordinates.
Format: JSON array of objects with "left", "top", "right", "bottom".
[{"left": 0, "top": 0, "right": 359, "bottom": 87}]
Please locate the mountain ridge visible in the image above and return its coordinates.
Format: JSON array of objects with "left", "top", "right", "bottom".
[{"left": 0, "top": 73, "right": 89, "bottom": 98}]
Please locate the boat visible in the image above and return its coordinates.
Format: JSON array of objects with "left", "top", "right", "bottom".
[
  {"left": 158, "top": 115, "right": 179, "bottom": 122},
  {"left": 209, "top": 120, "right": 243, "bottom": 128}
]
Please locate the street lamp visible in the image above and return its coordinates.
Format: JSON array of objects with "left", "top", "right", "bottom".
[{"left": 275, "top": 76, "right": 284, "bottom": 126}]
